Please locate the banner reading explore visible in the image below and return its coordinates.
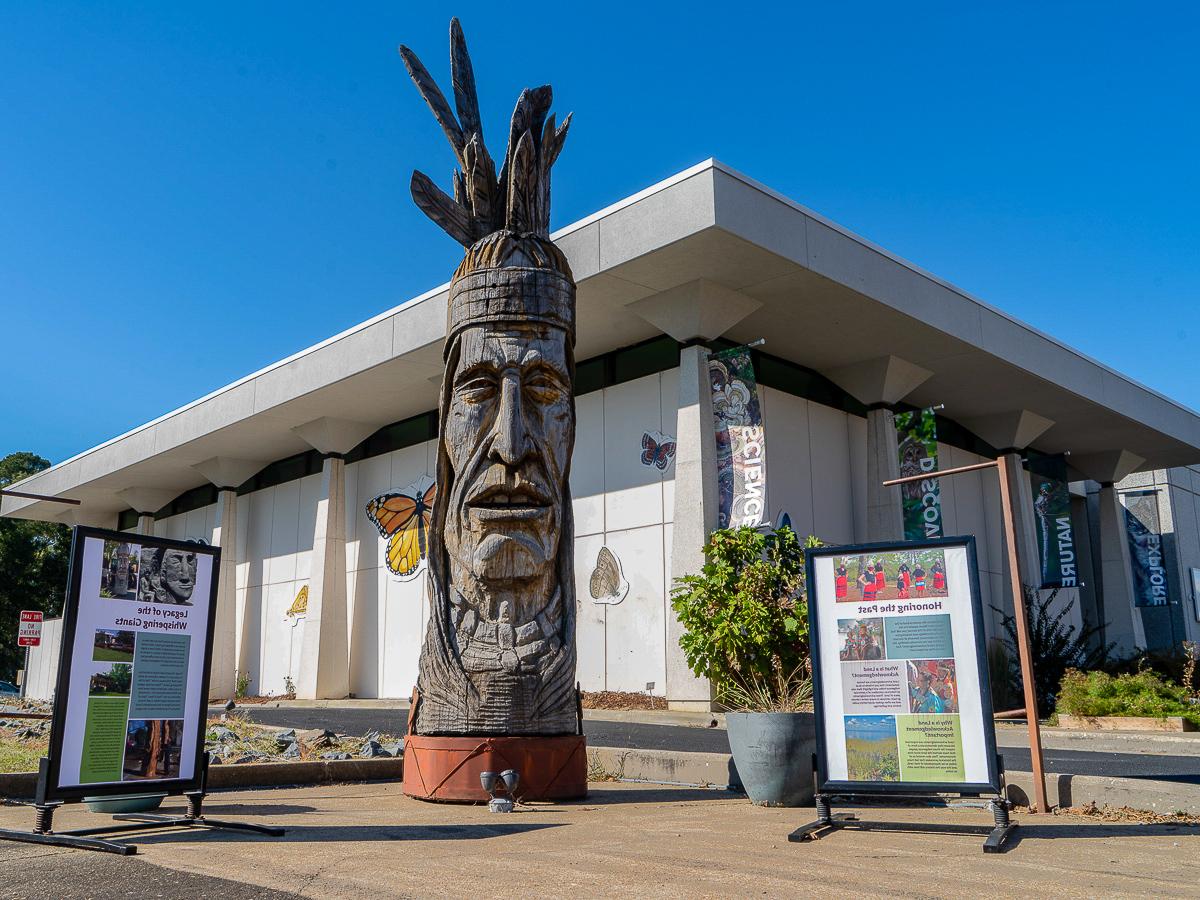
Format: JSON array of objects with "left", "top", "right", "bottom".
[
  {"left": 807, "top": 537, "right": 999, "bottom": 794},
  {"left": 709, "top": 346, "right": 767, "bottom": 529},
  {"left": 47, "top": 528, "right": 219, "bottom": 798}
]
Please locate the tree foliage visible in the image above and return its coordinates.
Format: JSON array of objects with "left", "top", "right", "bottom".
[
  {"left": 670, "top": 526, "right": 819, "bottom": 711},
  {"left": 0, "top": 453, "right": 71, "bottom": 681}
]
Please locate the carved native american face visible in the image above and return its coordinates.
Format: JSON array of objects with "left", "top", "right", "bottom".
[{"left": 442, "top": 322, "right": 573, "bottom": 623}]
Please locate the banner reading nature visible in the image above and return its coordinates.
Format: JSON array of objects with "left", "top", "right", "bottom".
[
  {"left": 709, "top": 347, "right": 767, "bottom": 529},
  {"left": 1123, "top": 490, "right": 1170, "bottom": 607},
  {"left": 894, "top": 408, "right": 943, "bottom": 541},
  {"left": 1027, "top": 453, "right": 1078, "bottom": 589}
]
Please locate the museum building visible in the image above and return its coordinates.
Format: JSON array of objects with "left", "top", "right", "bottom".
[{"left": 8, "top": 160, "right": 1200, "bottom": 707}]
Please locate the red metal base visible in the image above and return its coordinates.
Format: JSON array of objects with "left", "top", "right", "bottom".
[{"left": 402, "top": 734, "right": 588, "bottom": 802}]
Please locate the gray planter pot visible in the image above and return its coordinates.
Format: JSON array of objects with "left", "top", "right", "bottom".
[
  {"left": 84, "top": 793, "right": 166, "bottom": 814},
  {"left": 725, "top": 711, "right": 816, "bottom": 807}
]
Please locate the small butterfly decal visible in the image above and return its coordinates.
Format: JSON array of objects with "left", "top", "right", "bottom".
[
  {"left": 365, "top": 474, "right": 437, "bottom": 581},
  {"left": 589, "top": 546, "right": 630, "bottom": 605},
  {"left": 286, "top": 585, "right": 309, "bottom": 626},
  {"left": 640, "top": 430, "right": 677, "bottom": 471}
]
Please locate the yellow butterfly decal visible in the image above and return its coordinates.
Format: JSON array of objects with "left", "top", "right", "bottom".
[{"left": 365, "top": 475, "right": 437, "bottom": 581}]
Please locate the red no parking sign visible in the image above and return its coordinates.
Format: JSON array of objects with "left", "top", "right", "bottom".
[{"left": 17, "top": 610, "right": 42, "bottom": 647}]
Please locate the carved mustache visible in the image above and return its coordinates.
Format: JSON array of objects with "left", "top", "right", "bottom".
[{"left": 463, "top": 466, "right": 553, "bottom": 508}]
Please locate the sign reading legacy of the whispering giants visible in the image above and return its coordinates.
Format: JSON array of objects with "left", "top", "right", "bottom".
[
  {"left": 43, "top": 527, "right": 220, "bottom": 800},
  {"left": 806, "top": 536, "right": 999, "bottom": 795}
]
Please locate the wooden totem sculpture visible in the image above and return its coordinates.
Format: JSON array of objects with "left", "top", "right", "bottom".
[{"left": 400, "top": 19, "right": 578, "bottom": 739}]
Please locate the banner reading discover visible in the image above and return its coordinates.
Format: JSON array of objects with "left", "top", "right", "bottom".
[
  {"left": 807, "top": 536, "right": 999, "bottom": 793},
  {"left": 51, "top": 530, "right": 218, "bottom": 793}
]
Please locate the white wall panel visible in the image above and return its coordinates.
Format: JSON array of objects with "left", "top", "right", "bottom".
[
  {"left": 602, "top": 524, "right": 666, "bottom": 694},
  {"left": 573, "top": 532, "right": 608, "bottom": 691},
  {"left": 295, "top": 471, "right": 322, "bottom": 583},
  {"left": 381, "top": 569, "right": 423, "bottom": 699},
  {"left": 759, "top": 387, "right": 813, "bottom": 536},
  {"left": 571, "top": 392, "right": 606, "bottom": 537},
  {"left": 604, "top": 375, "right": 666, "bottom": 533},
  {"left": 351, "top": 454, "right": 393, "bottom": 573},
  {"left": 809, "top": 402, "right": 854, "bottom": 545},
  {"left": 240, "top": 583, "right": 263, "bottom": 694},
  {"left": 259, "top": 582, "right": 295, "bottom": 696},
  {"left": 266, "top": 479, "right": 301, "bottom": 586},
  {"left": 658, "top": 368, "right": 679, "bottom": 524},
  {"left": 244, "top": 488, "right": 274, "bottom": 588}
]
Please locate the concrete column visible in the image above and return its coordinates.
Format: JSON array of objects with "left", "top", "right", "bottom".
[
  {"left": 1097, "top": 483, "right": 1147, "bottom": 655},
  {"left": 825, "top": 356, "right": 932, "bottom": 544},
  {"left": 667, "top": 345, "right": 718, "bottom": 711},
  {"left": 208, "top": 489, "right": 239, "bottom": 699},
  {"left": 296, "top": 456, "right": 350, "bottom": 700},
  {"left": 865, "top": 408, "right": 903, "bottom": 542},
  {"left": 135, "top": 513, "right": 155, "bottom": 535},
  {"left": 191, "top": 456, "right": 267, "bottom": 698}
]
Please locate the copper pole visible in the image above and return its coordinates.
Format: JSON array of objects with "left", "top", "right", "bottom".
[
  {"left": 883, "top": 454, "right": 1050, "bottom": 812},
  {"left": 995, "top": 453, "right": 1049, "bottom": 813},
  {"left": 883, "top": 460, "right": 1000, "bottom": 484}
]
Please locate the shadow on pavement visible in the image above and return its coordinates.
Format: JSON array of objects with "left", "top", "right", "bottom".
[
  {"left": 158, "top": 803, "right": 319, "bottom": 816},
  {"left": 125, "top": 822, "right": 566, "bottom": 844},
  {"left": 570, "top": 786, "right": 743, "bottom": 805}
]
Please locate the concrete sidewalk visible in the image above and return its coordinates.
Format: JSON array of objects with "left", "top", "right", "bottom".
[{"left": 2, "top": 783, "right": 1197, "bottom": 898}]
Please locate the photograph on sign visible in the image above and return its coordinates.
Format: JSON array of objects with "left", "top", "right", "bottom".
[
  {"left": 45, "top": 528, "right": 219, "bottom": 799},
  {"left": 807, "top": 537, "right": 998, "bottom": 793}
]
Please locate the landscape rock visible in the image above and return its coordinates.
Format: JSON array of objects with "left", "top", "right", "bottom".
[
  {"left": 359, "top": 740, "right": 391, "bottom": 758},
  {"left": 321, "top": 751, "right": 352, "bottom": 761},
  {"left": 208, "top": 725, "right": 237, "bottom": 743},
  {"left": 281, "top": 741, "right": 302, "bottom": 759},
  {"left": 274, "top": 729, "right": 297, "bottom": 749}
]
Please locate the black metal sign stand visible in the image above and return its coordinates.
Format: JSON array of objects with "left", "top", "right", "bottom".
[
  {"left": 0, "top": 754, "right": 284, "bottom": 855},
  {"left": 788, "top": 754, "right": 1017, "bottom": 853}
]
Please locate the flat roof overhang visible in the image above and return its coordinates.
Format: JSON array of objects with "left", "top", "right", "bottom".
[{"left": 7, "top": 160, "right": 1200, "bottom": 524}]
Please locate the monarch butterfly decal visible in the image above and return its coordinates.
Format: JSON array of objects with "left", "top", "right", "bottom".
[{"left": 365, "top": 475, "right": 437, "bottom": 580}]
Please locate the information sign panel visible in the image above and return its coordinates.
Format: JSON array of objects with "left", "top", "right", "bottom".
[
  {"left": 806, "top": 536, "right": 1000, "bottom": 795},
  {"left": 43, "top": 526, "right": 220, "bottom": 802}
]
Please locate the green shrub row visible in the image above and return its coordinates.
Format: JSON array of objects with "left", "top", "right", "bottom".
[{"left": 1057, "top": 669, "right": 1200, "bottom": 727}]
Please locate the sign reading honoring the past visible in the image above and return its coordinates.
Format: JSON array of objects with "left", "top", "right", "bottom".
[
  {"left": 709, "top": 346, "right": 767, "bottom": 529},
  {"left": 806, "top": 536, "right": 999, "bottom": 795},
  {"left": 894, "top": 409, "right": 943, "bottom": 541},
  {"left": 18, "top": 610, "right": 43, "bottom": 647},
  {"left": 43, "top": 527, "right": 221, "bottom": 801},
  {"left": 1027, "top": 453, "right": 1078, "bottom": 590}
]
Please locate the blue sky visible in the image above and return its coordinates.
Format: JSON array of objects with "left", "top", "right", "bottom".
[{"left": 3, "top": 3, "right": 1198, "bottom": 464}]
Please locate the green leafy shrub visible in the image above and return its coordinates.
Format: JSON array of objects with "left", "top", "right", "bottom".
[
  {"left": 992, "top": 586, "right": 1112, "bottom": 715},
  {"left": 670, "top": 526, "right": 819, "bottom": 712},
  {"left": 1057, "top": 669, "right": 1200, "bottom": 727}
]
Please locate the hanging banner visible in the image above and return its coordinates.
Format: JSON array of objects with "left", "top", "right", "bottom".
[
  {"left": 1122, "top": 490, "right": 1169, "bottom": 607},
  {"left": 806, "top": 537, "right": 999, "bottom": 794},
  {"left": 1027, "top": 453, "right": 1077, "bottom": 589},
  {"left": 894, "top": 408, "right": 942, "bottom": 541},
  {"left": 43, "top": 527, "right": 220, "bottom": 802},
  {"left": 709, "top": 346, "right": 767, "bottom": 529}
]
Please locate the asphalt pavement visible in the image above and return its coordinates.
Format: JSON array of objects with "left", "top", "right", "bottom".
[{"left": 212, "top": 705, "right": 1200, "bottom": 784}]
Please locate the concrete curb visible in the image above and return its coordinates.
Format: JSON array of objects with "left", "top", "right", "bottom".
[
  {"left": 0, "top": 757, "right": 404, "bottom": 801},
  {"left": 587, "top": 747, "right": 742, "bottom": 791},
  {"left": 1004, "top": 770, "right": 1200, "bottom": 816}
]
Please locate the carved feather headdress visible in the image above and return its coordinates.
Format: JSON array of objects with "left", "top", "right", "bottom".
[{"left": 399, "top": 18, "right": 571, "bottom": 246}]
